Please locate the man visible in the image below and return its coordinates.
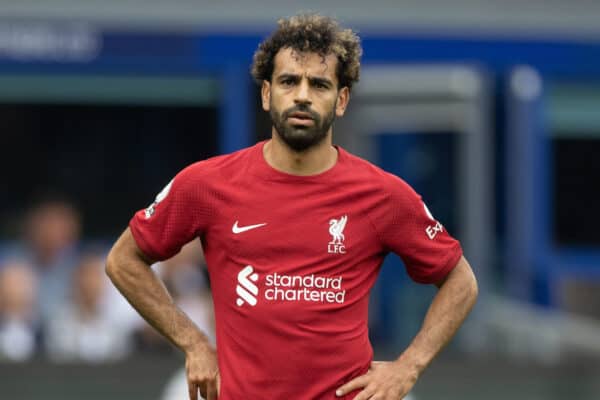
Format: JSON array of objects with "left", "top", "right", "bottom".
[{"left": 106, "top": 13, "right": 478, "bottom": 400}]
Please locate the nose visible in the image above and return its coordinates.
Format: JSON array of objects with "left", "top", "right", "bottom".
[{"left": 294, "top": 79, "right": 311, "bottom": 105}]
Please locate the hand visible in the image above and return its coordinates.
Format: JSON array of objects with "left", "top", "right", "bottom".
[
  {"left": 336, "top": 360, "right": 418, "bottom": 400},
  {"left": 186, "top": 344, "right": 220, "bottom": 400}
]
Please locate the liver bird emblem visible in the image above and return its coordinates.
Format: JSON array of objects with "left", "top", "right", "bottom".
[{"left": 329, "top": 215, "right": 347, "bottom": 244}]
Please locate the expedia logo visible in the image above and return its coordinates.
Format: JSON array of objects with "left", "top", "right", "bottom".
[
  {"left": 236, "top": 265, "right": 259, "bottom": 307},
  {"left": 423, "top": 203, "right": 444, "bottom": 240}
]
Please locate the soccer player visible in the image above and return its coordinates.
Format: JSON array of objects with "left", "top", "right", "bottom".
[{"left": 106, "top": 13, "right": 478, "bottom": 400}]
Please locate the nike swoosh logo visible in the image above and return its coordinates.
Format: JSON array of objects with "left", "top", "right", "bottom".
[{"left": 232, "top": 221, "right": 267, "bottom": 234}]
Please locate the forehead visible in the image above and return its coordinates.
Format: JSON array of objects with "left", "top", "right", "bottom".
[{"left": 273, "top": 47, "right": 338, "bottom": 82}]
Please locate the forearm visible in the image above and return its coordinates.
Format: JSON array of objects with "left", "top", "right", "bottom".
[
  {"left": 106, "top": 228, "right": 210, "bottom": 354},
  {"left": 396, "top": 256, "right": 478, "bottom": 375}
]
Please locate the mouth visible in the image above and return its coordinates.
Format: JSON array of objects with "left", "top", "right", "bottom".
[{"left": 286, "top": 111, "right": 314, "bottom": 125}]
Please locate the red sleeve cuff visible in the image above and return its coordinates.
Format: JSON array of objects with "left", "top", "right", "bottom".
[
  {"left": 129, "top": 216, "right": 167, "bottom": 262},
  {"left": 410, "top": 242, "right": 463, "bottom": 285}
]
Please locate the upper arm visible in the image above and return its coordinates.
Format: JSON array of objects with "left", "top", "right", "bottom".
[
  {"left": 435, "top": 255, "right": 478, "bottom": 294},
  {"left": 128, "top": 164, "right": 210, "bottom": 261},
  {"left": 106, "top": 227, "right": 154, "bottom": 274},
  {"left": 373, "top": 173, "right": 463, "bottom": 284}
]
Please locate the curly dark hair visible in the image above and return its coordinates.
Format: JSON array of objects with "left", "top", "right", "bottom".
[{"left": 251, "top": 13, "right": 362, "bottom": 90}]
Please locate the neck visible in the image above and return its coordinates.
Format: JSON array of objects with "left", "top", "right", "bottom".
[{"left": 264, "top": 130, "right": 338, "bottom": 176}]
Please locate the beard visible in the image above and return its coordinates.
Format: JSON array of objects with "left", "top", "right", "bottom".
[{"left": 270, "top": 101, "right": 336, "bottom": 152}]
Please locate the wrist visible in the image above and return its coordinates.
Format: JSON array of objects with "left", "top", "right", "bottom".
[
  {"left": 180, "top": 332, "right": 213, "bottom": 356},
  {"left": 395, "top": 350, "right": 428, "bottom": 378}
]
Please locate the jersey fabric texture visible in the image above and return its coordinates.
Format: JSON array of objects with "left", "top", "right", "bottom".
[{"left": 130, "top": 141, "right": 462, "bottom": 399}]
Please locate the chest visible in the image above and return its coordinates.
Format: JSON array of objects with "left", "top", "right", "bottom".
[{"left": 204, "top": 181, "right": 381, "bottom": 272}]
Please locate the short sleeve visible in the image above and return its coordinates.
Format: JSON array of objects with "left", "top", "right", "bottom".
[
  {"left": 374, "top": 173, "right": 463, "bottom": 284},
  {"left": 129, "top": 164, "right": 208, "bottom": 261}
]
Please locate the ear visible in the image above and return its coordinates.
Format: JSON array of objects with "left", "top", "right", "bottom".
[
  {"left": 261, "top": 80, "right": 271, "bottom": 112},
  {"left": 335, "top": 86, "right": 350, "bottom": 117}
]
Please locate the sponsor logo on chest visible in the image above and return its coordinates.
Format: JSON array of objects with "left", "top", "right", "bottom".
[
  {"left": 233, "top": 214, "right": 350, "bottom": 307},
  {"left": 236, "top": 265, "right": 346, "bottom": 307}
]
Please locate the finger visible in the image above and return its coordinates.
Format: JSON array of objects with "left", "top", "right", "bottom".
[
  {"left": 353, "top": 386, "right": 376, "bottom": 400},
  {"left": 199, "top": 386, "right": 208, "bottom": 400},
  {"left": 188, "top": 382, "right": 198, "bottom": 400},
  {"left": 216, "top": 372, "right": 221, "bottom": 396},
  {"left": 206, "top": 381, "right": 218, "bottom": 400},
  {"left": 336, "top": 375, "right": 370, "bottom": 397}
]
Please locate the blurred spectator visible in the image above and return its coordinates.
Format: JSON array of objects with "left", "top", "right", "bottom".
[
  {"left": 44, "top": 251, "right": 136, "bottom": 363},
  {"left": 22, "top": 198, "right": 81, "bottom": 322},
  {"left": 0, "top": 259, "right": 40, "bottom": 362}
]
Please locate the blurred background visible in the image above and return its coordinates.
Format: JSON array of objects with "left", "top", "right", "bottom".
[{"left": 1, "top": 1, "right": 599, "bottom": 399}]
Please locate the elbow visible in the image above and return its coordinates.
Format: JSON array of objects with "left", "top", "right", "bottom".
[
  {"left": 467, "top": 270, "right": 479, "bottom": 308},
  {"left": 105, "top": 246, "right": 121, "bottom": 283},
  {"left": 105, "top": 228, "right": 150, "bottom": 287},
  {"left": 454, "top": 256, "right": 479, "bottom": 309},
  {"left": 459, "top": 256, "right": 479, "bottom": 306}
]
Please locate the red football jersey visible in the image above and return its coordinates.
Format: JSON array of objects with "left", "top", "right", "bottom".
[{"left": 130, "top": 141, "right": 462, "bottom": 399}]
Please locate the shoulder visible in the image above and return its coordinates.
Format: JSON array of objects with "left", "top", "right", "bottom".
[
  {"left": 340, "top": 148, "right": 417, "bottom": 200},
  {"left": 176, "top": 143, "right": 258, "bottom": 184}
]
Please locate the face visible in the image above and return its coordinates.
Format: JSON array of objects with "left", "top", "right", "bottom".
[
  {"left": 26, "top": 202, "right": 81, "bottom": 264},
  {"left": 262, "top": 47, "right": 349, "bottom": 152}
]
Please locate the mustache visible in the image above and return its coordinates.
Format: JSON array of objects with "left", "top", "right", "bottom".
[{"left": 282, "top": 105, "right": 319, "bottom": 120}]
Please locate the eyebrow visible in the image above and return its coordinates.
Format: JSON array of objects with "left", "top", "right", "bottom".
[{"left": 277, "top": 73, "right": 334, "bottom": 88}]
